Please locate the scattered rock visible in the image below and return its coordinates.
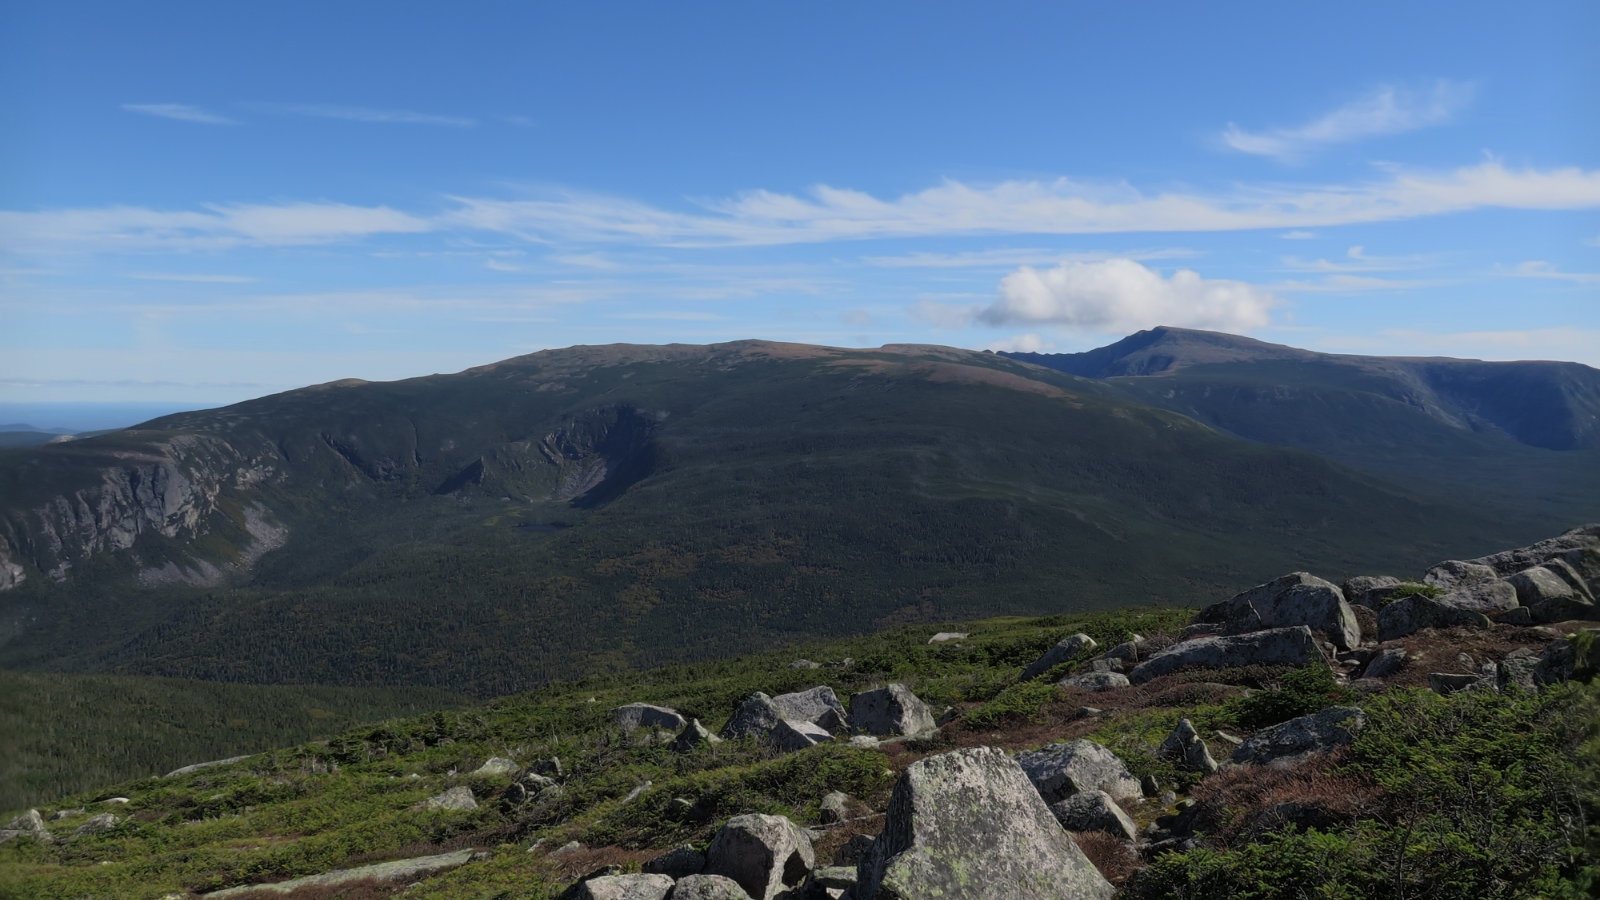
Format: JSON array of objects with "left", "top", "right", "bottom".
[
  {"left": 1158, "top": 718, "right": 1218, "bottom": 775},
  {"left": 1376, "top": 595, "right": 1491, "bottom": 641},
  {"left": 1049, "top": 789, "right": 1139, "bottom": 841},
  {"left": 833, "top": 833, "right": 875, "bottom": 867},
  {"left": 1057, "top": 670, "right": 1130, "bottom": 692},
  {"left": 1497, "top": 607, "right": 1537, "bottom": 626},
  {"left": 1343, "top": 575, "right": 1401, "bottom": 608},
  {"left": 1428, "top": 672, "right": 1486, "bottom": 695},
  {"left": 1360, "top": 646, "right": 1408, "bottom": 679},
  {"left": 473, "top": 756, "right": 518, "bottom": 776},
  {"left": 804, "top": 866, "right": 858, "bottom": 898},
  {"left": 790, "top": 660, "right": 822, "bottom": 669},
  {"left": 164, "top": 755, "right": 252, "bottom": 778},
  {"left": 721, "top": 693, "right": 784, "bottom": 741},
  {"left": 1435, "top": 579, "right": 1520, "bottom": 614},
  {"left": 669, "top": 874, "right": 753, "bottom": 900},
  {"left": 671, "top": 718, "right": 724, "bottom": 754},
  {"left": 72, "top": 813, "right": 119, "bottom": 837},
  {"left": 928, "top": 632, "right": 968, "bottom": 643},
  {"left": 1015, "top": 738, "right": 1142, "bottom": 803},
  {"left": 612, "top": 703, "right": 687, "bottom": 734},
  {"left": 420, "top": 786, "right": 477, "bottom": 810},
  {"left": 1424, "top": 560, "right": 1499, "bottom": 590},
  {"left": 529, "top": 757, "right": 564, "bottom": 777},
  {"left": 1021, "top": 633, "right": 1098, "bottom": 680},
  {"left": 848, "top": 684, "right": 935, "bottom": 737},
  {"left": 819, "top": 791, "right": 852, "bottom": 825},
  {"left": 1498, "top": 656, "right": 1541, "bottom": 692},
  {"left": 772, "top": 719, "right": 833, "bottom": 752},
  {"left": 1508, "top": 566, "right": 1583, "bottom": 608},
  {"left": 202, "top": 849, "right": 478, "bottom": 897},
  {"left": 855, "top": 746, "right": 1114, "bottom": 900},
  {"left": 771, "top": 686, "right": 849, "bottom": 731},
  {"left": 704, "top": 813, "right": 815, "bottom": 900},
  {"left": 1229, "top": 706, "right": 1366, "bottom": 768},
  {"left": 1196, "top": 572, "right": 1361, "bottom": 650},
  {"left": 0, "top": 809, "right": 52, "bottom": 845},
  {"left": 563, "top": 874, "right": 675, "bottom": 900},
  {"left": 1129, "top": 626, "right": 1325, "bottom": 684},
  {"left": 1534, "top": 638, "right": 1577, "bottom": 684}
]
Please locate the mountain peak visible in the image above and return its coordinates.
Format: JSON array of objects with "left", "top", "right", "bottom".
[{"left": 1005, "top": 326, "right": 1311, "bottom": 377}]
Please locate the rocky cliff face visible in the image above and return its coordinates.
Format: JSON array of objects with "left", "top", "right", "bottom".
[{"left": 0, "top": 434, "right": 286, "bottom": 590}]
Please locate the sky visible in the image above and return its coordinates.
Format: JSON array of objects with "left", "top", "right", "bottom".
[{"left": 2, "top": 1, "right": 1597, "bottom": 406}]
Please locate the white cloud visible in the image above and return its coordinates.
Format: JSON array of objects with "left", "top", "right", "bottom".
[
  {"left": 862, "top": 247, "right": 1196, "bottom": 268},
  {"left": 257, "top": 104, "right": 476, "bottom": 127},
  {"left": 0, "top": 202, "right": 432, "bottom": 251},
  {"left": 1279, "top": 245, "right": 1434, "bottom": 273},
  {"left": 984, "top": 333, "right": 1053, "bottom": 353},
  {"left": 121, "top": 103, "right": 236, "bottom": 125},
  {"left": 442, "top": 161, "right": 1600, "bottom": 247},
  {"left": 979, "top": 259, "right": 1280, "bottom": 333},
  {"left": 1280, "top": 230, "right": 1318, "bottom": 240},
  {"left": 1222, "top": 80, "right": 1473, "bottom": 162},
  {"left": 1271, "top": 274, "right": 1454, "bottom": 293},
  {"left": 1505, "top": 260, "right": 1600, "bottom": 283}
]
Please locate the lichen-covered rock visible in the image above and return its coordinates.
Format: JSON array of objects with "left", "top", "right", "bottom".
[
  {"left": 928, "top": 632, "right": 969, "bottom": 643},
  {"left": 1343, "top": 575, "right": 1401, "bottom": 608},
  {"left": 849, "top": 684, "right": 935, "bottom": 737},
  {"left": 1376, "top": 595, "right": 1491, "bottom": 641},
  {"left": 1021, "top": 633, "right": 1098, "bottom": 680},
  {"left": 1424, "top": 560, "right": 1499, "bottom": 590},
  {"left": 1158, "top": 718, "right": 1218, "bottom": 775},
  {"left": 1015, "top": 738, "right": 1142, "bottom": 803},
  {"left": 1048, "top": 789, "right": 1139, "bottom": 841},
  {"left": 772, "top": 718, "right": 832, "bottom": 752},
  {"left": 819, "top": 791, "right": 852, "bottom": 825},
  {"left": 1508, "top": 566, "right": 1583, "bottom": 607},
  {"left": 420, "top": 786, "right": 477, "bottom": 810},
  {"left": 1128, "top": 626, "right": 1324, "bottom": 684},
  {"left": 669, "top": 874, "right": 753, "bottom": 900},
  {"left": 1435, "top": 579, "right": 1519, "bottom": 614},
  {"left": 1360, "top": 646, "right": 1408, "bottom": 679},
  {"left": 72, "top": 813, "right": 119, "bottom": 837},
  {"left": 612, "top": 703, "right": 687, "bottom": 733},
  {"left": 771, "top": 686, "right": 849, "bottom": 731},
  {"left": 0, "top": 809, "right": 52, "bottom": 845},
  {"left": 1197, "top": 572, "right": 1361, "bottom": 650},
  {"left": 1229, "top": 707, "right": 1366, "bottom": 767},
  {"left": 1057, "top": 671, "right": 1129, "bottom": 692},
  {"left": 1468, "top": 524, "right": 1600, "bottom": 595},
  {"left": 721, "top": 693, "right": 784, "bottom": 740},
  {"left": 704, "top": 813, "right": 814, "bottom": 900},
  {"left": 565, "top": 873, "right": 675, "bottom": 900},
  {"left": 671, "top": 718, "right": 724, "bottom": 754},
  {"left": 855, "top": 746, "right": 1114, "bottom": 900},
  {"left": 473, "top": 756, "right": 518, "bottom": 776}
]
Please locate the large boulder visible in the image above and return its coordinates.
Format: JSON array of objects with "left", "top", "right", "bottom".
[
  {"left": 644, "top": 846, "right": 706, "bottom": 878},
  {"left": 669, "top": 874, "right": 753, "bottom": 900},
  {"left": 1343, "top": 575, "right": 1401, "bottom": 609},
  {"left": 1359, "top": 646, "right": 1408, "bottom": 679},
  {"left": 1197, "top": 573, "right": 1361, "bottom": 650},
  {"left": 855, "top": 746, "right": 1114, "bottom": 900},
  {"left": 1048, "top": 789, "right": 1139, "bottom": 842},
  {"left": 1128, "top": 626, "right": 1324, "bottom": 685},
  {"left": 704, "top": 813, "right": 815, "bottom": 900},
  {"left": 1015, "top": 738, "right": 1142, "bottom": 803},
  {"left": 420, "top": 786, "right": 476, "bottom": 810},
  {"left": 1057, "top": 671, "right": 1129, "bottom": 692},
  {"left": 849, "top": 684, "right": 935, "bottom": 737},
  {"left": 721, "top": 693, "right": 784, "bottom": 740},
  {"left": 613, "top": 703, "right": 687, "bottom": 734},
  {"left": 565, "top": 874, "right": 675, "bottom": 900},
  {"left": 1468, "top": 524, "right": 1600, "bottom": 593},
  {"left": 1508, "top": 566, "right": 1583, "bottom": 607},
  {"left": 671, "top": 718, "right": 724, "bottom": 754},
  {"left": 1435, "top": 580, "right": 1519, "bottom": 614},
  {"left": 1158, "top": 718, "right": 1218, "bottom": 775},
  {"left": 1376, "top": 596, "right": 1492, "bottom": 641},
  {"left": 1229, "top": 707, "right": 1366, "bottom": 768},
  {"left": 1021, "top": 633, "right": 1098, "bottom": 680},
  {"left": 0, "top": 809, "right": 52, "bottom": 845},
  {"left": 1423, "top": 560, "right": 1499, "bottom": 590},
  {"left": 772, "top": 719, "right": 833, "bottom": 752},
  {"left": 771, "top": 686, "right": 849, "bottom": 731}
]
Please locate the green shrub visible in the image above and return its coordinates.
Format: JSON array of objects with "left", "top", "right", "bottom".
[
  {"left": 963, "top": 680, "right": 1060, "bottom": 729},
  {"left": 1225, "top": 664, "right": 1356, "bottom": 731}
]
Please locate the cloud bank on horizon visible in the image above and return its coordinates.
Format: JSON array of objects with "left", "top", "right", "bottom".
[{"left": 2, "top": 2, "right": 1596, "bottom": 403}]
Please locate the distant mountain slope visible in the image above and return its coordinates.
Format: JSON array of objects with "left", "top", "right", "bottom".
[
  {"left": 0, "top": 340, "right": 1572, "bottom": 694},
  {"left": 1004, "top": 326, "right": 1600, "bottom": 451}
]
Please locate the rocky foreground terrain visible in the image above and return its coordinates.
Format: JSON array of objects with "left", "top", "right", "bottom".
[{"left": 2, "top": 526, "right": 1597, "bottom": 898}]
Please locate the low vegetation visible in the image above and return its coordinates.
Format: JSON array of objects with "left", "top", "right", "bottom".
[{"left": 2, "top": 605, "right": 1593, "bottom": 899}]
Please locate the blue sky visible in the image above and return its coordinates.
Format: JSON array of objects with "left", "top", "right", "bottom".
[{"left": 2, "top": 1, "right": 1597, "bottom": 405}]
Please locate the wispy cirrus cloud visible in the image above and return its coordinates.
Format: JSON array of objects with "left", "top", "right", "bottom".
[
  {"left": 121, "top": 103, "right": 236, "bottom": 125},
  {"left": 255, "top": 103, "right": 476, "bottom": 127},
  {"left": 1279, "top": 245, "right": 1437, "bottom": 274},
  {"left": 1222, "top": 80, "right": 1474, "bottom": 163},
  {"left": 861, "top": 247, "right": 1197, "bottom": 269},
  {"left": 0, "top": 202, "right": 433, "bottom": 252},
  {"left": 1503, "top": 261, "right": 1600, "bottom": 283},
  {"left": 443, "top": 160, "right": 1600, "bottom": 247}
]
